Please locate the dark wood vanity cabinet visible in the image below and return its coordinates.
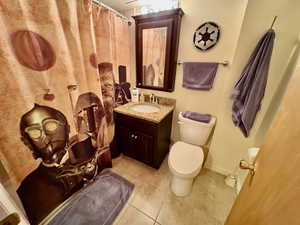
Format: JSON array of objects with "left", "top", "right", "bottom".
[
  {"left": 119, "top": 126, "right": 153, "bottom": 165},
  {"left": 114, "top": 111, "right": 173, "bottom": 169}
]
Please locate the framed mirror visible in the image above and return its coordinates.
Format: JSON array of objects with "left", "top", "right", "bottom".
[{"left": 133, "top": 8, "right": 184, "bottom": 92}]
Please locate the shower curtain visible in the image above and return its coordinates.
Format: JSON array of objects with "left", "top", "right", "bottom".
[{"left": 0, "top": 0, "right": 131, "bottom": 224}]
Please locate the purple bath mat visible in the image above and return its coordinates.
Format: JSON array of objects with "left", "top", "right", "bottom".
[{"left": 48, "top": 171, "right": 134, "bottom": 225}]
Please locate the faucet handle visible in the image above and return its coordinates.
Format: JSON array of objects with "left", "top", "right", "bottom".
[{"left": 150, "top": 93, "right": 155, "bottom": 103}]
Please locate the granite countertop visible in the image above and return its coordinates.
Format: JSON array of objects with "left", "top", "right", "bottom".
[{"left": 114, "top": 102, "right": 175, "bottom": 123}]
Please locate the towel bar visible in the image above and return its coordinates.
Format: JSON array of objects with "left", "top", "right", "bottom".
[{"left": 177, "top": 60, "right": 229, "bottom": 66}]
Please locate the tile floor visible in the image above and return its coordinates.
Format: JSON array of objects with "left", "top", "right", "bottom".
[{"left": 111, "top": 154, "right": 236, "bottom": 225}]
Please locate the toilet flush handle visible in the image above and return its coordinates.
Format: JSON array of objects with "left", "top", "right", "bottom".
[{"left": 177, "top": 121, "right": 184, "bottom": 125}]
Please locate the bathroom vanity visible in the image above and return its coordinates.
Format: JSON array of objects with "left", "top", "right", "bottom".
[{"left": 114, "top": 100, "right": 174, "bottom": 168}]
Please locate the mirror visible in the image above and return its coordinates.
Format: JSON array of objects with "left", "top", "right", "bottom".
[
  {"left": 142, "top": 27, "right": 167, "bottom": 87},
  {"left": 134, "top": 8, "right": 184, "bottom": 92}
]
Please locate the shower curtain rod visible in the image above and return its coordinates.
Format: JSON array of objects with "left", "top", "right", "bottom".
[{"left": 92, "top": 0, "right": 131, "bottom": 24}]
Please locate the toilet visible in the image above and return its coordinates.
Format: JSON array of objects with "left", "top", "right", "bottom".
[{"left": 168, "top": 112, "right": 216, "bottom": 196}]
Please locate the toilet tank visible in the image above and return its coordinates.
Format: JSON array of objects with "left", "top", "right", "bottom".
[{"left": 178, "top": 112, "right": 216, "bottom": 146}]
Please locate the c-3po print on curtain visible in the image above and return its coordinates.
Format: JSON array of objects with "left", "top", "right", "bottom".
[{"left": 0, "top": 0, "right": 131, "bottom": 224}]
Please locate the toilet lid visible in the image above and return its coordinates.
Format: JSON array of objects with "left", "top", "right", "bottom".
[{"left": 169, "top": 142, "right": 204, "bottom": 175}]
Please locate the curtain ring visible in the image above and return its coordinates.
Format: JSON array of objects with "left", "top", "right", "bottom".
[
  {"left": 81, "top": 0, "right": 92, "bottom": 14},
  {"left": 95, "top": 4, "right": 102, "bottom": 21}
]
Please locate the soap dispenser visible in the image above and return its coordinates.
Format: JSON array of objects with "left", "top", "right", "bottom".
[{"left": 131, "top": 87, "right": 139, "bottom": 103}]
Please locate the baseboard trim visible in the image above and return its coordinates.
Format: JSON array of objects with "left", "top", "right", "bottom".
[
  {"left": 236, "top": 176, "right": 242, "bottom": 194},
  {"left": 205, "top": 165, "right": 231, "bottom": 176}
]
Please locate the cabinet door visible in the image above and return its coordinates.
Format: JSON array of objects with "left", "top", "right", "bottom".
[
  {"left": 118, "top": 126, "right": 135, "bottom": 158},
  {"left": 133, "top": 131, "right": 153, "bottom": 165},
  {"left": 116, "top": 120, "right": 154, "bottom": 165}
]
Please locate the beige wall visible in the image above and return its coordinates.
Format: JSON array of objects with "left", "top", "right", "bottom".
[
  {"left": 123, "top": 0, "right": 300, "bottom": 175},
  {"left": 297, "top": 47, "right": 300, "bottom": 66},
  {"left": 213, "top": 0, "right": 300, "bottom": 174},
  {"left": 123, "top": 0, "right": 248, "bottom": 174}
]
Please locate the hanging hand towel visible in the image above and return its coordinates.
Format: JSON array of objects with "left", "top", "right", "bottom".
[
  {"left": 231, "top": 29, "right": 275, "bottom": 137},
  {"left": 182, "top": 62, "right": 219, "bottom": 90}
]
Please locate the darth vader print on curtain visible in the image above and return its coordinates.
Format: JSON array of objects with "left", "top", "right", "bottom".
[{"left": 114, "top": 65, "right": 131, "bottom": 105}]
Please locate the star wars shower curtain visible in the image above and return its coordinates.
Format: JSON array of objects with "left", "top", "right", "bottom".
[{"left": 0, "top": 0, "right": 130, "bottom": 224}]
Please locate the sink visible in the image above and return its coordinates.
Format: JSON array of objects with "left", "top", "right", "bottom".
[{"left": 129, "top": 104, "right": 160, "bottom": 113}]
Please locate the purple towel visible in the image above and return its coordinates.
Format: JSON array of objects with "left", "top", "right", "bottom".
[
  {"left": 182, "top": 111, "right": 212, "bottom": 123},
  {"left": 231, "top": 29, "right": 275, "bottom": 137},
  {"left": 182, "top": 62, "right": 219, "bottom": 90}
]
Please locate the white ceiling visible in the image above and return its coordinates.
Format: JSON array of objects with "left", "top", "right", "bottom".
[{"left": 100, "top": 0, "right": 141, "bottom": 12}]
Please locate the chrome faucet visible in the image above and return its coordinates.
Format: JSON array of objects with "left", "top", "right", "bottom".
[{"left": 149, "top": 93, "right": 157, "bottom": 104}]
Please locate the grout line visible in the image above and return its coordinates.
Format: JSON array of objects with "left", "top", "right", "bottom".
[
  {"left": 155, "top": 201, "right": 164, "bottom": 223},
  {"left": 154, "top": 220, "right": 162, "bottom": 225},
  {"left": 129, "top": 204, "right": 157, "bottom": 222}
]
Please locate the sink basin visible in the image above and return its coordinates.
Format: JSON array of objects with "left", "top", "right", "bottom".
[{"left": 129, "top": 104, "right": 160, "bottom": 113}]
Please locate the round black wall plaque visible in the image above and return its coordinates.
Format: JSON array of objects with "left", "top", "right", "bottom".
[{"left": 193, "top": 22, "right": 220, "bottom": 51}]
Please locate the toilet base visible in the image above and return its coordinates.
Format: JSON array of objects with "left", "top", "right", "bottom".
[{"left": 170, "top": 175, "right": 194, "bottom": 197}]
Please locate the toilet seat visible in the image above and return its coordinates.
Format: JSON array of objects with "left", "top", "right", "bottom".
[{"left": 168, "top": 141, "right": 204, "bottom": 178}]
